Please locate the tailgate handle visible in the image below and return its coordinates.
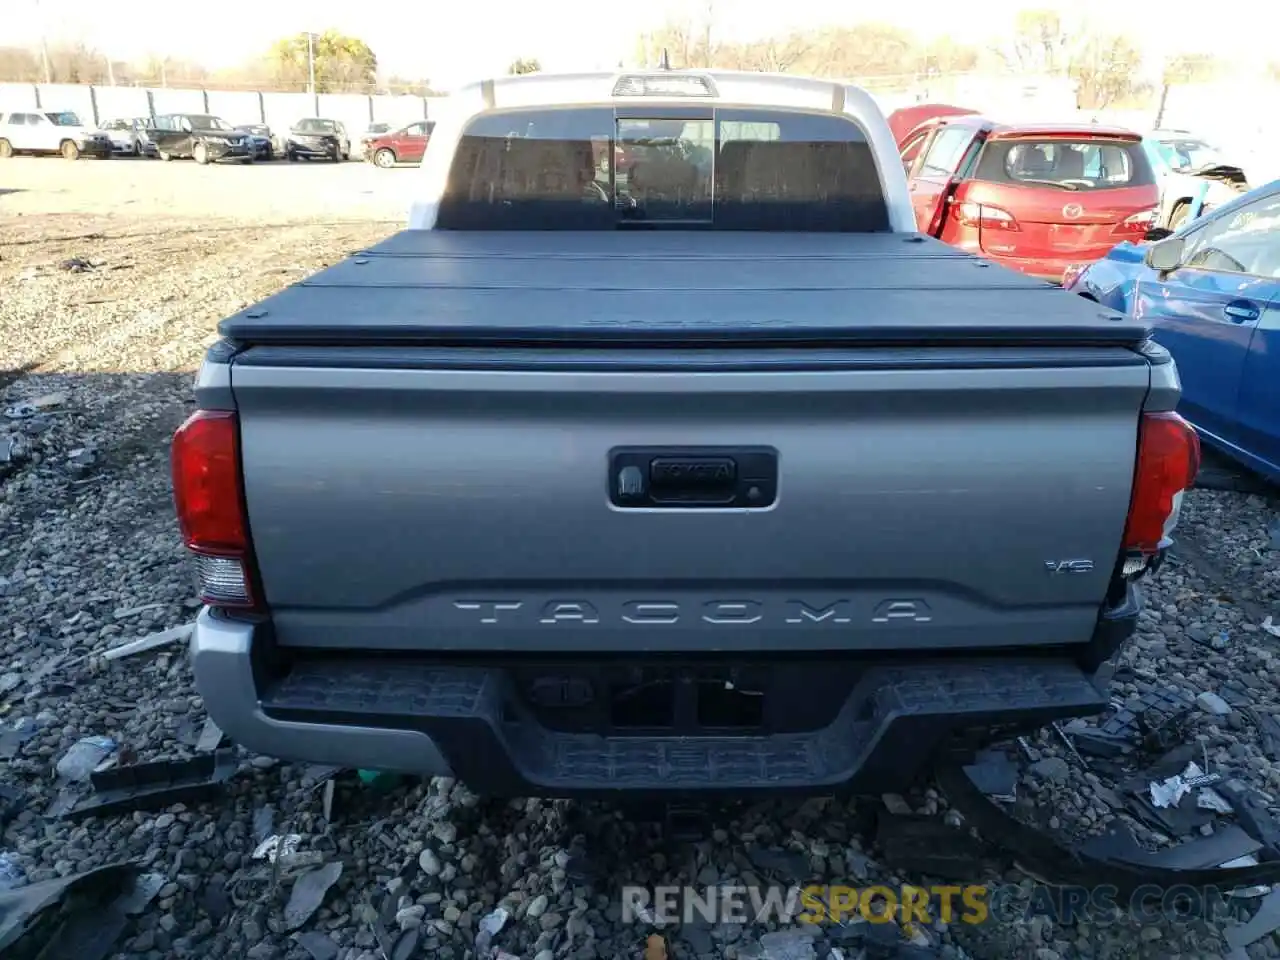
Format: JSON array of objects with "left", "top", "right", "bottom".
[{"left": 609, "top": 447, "right": 778, "bottom": 510}]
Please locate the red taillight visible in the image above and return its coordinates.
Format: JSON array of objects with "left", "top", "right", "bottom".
[
  {"left": 171, "top": 409, "right": 260, "bottom": 609},
  {"left": 1123, "top": 412, "right": 1201, "bottom": 555},
  {"left": 953, "top": 201, "right": 1020, "bottom": 232},
  {"left": 1112, "top": 208, "right": 1157, "bottom": 237}
]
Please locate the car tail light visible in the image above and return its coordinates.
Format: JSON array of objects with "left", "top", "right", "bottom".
[
  {"left": 953, "top": 201, "right": 1020, "bottom": 231},
  {"left": 171, "top": 409, "right": 261, "bottom": 610},
  {"left": 1112, "top": 208, "right": 1157, "bottom": 237},
  {"left": 1122, "top": 411, "right": 1200, "bottom": 557}
]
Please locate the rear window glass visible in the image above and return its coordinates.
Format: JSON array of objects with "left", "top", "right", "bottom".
[
  {"left": 436, "top": 107, "right": 889, "bottom": 231},
  {"left": 973, "top": 139, "right": 1154, "bottom": 191}
]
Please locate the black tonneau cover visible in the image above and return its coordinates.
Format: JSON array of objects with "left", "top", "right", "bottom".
[{"left": 218, "top": 231, "right": 1151, "bottom": 347}]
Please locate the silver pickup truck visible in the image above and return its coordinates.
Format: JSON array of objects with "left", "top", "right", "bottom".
[{"left": 174, "top": 69, "right": 1201, "bottom": 798}]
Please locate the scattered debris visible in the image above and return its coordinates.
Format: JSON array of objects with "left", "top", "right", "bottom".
[
  {"left": 0, "top": 861, "right": 138, "bottom": 953},
  {"left": 1262, "top": 616, "right": 1280, "bottom": 639},
  {"left": 101, "top": 623, "right": 194, "bottom": 661},
  {"left": 1030, "top": 755, "right": 1070, "bottom": 783},
  {"left": 292, "top": 931, "right": 340, "bottom": 960},
  {"left": 1150, "top": 761, "right": 1221, "bottom": 809},
  {"left": 758, "top": 928, "right": 819, "bottom": 959},
  {"left": 1196, "top": 691, "right": 1233, "bottom": 716},
  {"left": 58, "top": 257, "right": 94, "bottom": 273},
  {"left": 0, "top": 717, "right": 39, "bottom": 760},
  {"left": 1199, "top": 788, "right": 1235, "bottom": 814},
  {"left": 62, "top": 748, "right": 237, "bottom": 820},
  {"left": 284, "top": 861, "right": 343, "bottom": 930},
  {"left": 254, "top": 833, "right": 303, "bottom": 864},
  {"left": 1226, "top": 887, "right": 1280, "bottom": 949},
  {"left": 3, "top": 392, "right": 66, "bottom": 420},
  {"left": 195, "top": 716, "right": 226, "bottom": 752},
  {"left": 54, "top": 735, "right": 116, "bottom": 781}
]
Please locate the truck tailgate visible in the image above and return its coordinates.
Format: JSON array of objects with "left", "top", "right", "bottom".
[
  {"left": 230, "top": 344, "right": 1151, "bottom": 654},
  {"left": 223, "top": 230, "right": 1152, "bottom": 654}
]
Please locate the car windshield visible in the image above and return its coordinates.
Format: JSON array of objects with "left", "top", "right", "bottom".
[
  {"left": 295, "top": 119, "right": 338, "bottom": 133},
  {"left": 973, "top": 138, "right": 1154, "bottom": 191},
  {"left": 45, "top": 112, "right": 81, "bottom": 127},
  {"left": 367, "top": 123, "right": 391, "bottom": 134},
  {"left": 437, "top": 106, "right": 889, "bottom": 231},
  {"left": 1156, "top": 138, "right": 1227, "bottom": 172},
  {"left": 186, "top": 115, "right": 233, "bottom": 131}
]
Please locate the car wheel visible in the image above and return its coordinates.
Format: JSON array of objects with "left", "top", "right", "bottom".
[
  {"left": 131, "top": 140, "right": 141, "bottom": 156},
  {"left": 0, "top": 139, "right": 12, "bottom": 159},
  {"left": 1167, "top": 203, "right": 1191, "bottom": 232},
  {"left": 61, "top": 140, "right": 80, "bottom": 161},
  {"left": 374, "top": 148, "right": 396, "bottom": 168},
  {"left": 193, "top": 142, "right": 210, "bottom": 165},
  {"left": 265, "top": 147, "right": 274, "bottom": 162},
  {"left": 287, "top": 150, "right": 297, "bottom": 162}
]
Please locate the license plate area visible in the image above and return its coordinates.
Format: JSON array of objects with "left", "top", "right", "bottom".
[{"left": 609, "top": 446, "right": 777, "bottom": 509}]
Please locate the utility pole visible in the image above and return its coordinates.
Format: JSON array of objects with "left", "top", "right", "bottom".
[
  {"left": 33, "top": 0, "right": 52, "bottom": 84},
  {"left": 106, "top": 54, "right": 115, "bottom": 86},
  {"left": 307, "top": 32, "right": 317, "bottom": 95}
]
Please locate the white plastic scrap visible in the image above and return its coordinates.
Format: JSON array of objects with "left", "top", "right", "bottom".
[
  {"left": 1262, "top": 616, "right": 1280, "bottom": 639},
  {"left": 1199, "top": 788, "right": 1235, "bottom": 813},
  {"left": 1150, "top": 761, "right": 1221, "bottom": 809},
  {"left": 254, "top": 833, "right": 303, "bottom": 864},
  {"left": 103, "top": 623, "right": 194, "bottom": 661}
]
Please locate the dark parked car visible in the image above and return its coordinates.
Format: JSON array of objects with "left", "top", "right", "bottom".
[
  {"left": 236, "top": 124, "right": 275, "bottom": 161},
  {"left": 148, "top": 114, "right": 252, "bottom": 164},
  {"left": 285, "top": 118, "right": 349, "bottom": 161},
  {"left": 364, "top": 120, "right": 434, "bottom": 168}
]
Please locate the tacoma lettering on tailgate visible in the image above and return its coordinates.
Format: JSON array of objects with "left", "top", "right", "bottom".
[{"left": 451, "top": 599, "right": 933, "bottom": 625}]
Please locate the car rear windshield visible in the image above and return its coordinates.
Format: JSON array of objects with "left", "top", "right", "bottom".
[
  {"left": 296, "top": 119, "right": 338, "bottom": 133},
  {"left": 436, "top": 106, "right": 889, "bottom": 231},
  {"left": 972, "top": 138, "right": 1154, "bottom": 191}
]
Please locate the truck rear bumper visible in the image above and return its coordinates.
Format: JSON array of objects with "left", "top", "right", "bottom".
[
  {"left": 191, "top": 585, "right": 1140, "bottom": 796},
  {"left": 189, "top": 609, "right": 454, "bottom": 776}
]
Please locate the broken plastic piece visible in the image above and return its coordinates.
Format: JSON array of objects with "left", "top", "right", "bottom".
[
  {"left": 55, "top": 736, "right": 117, "bottom": 781},
  {"left": 0, "top": 861, "right": 137, "bottom": 952},
  {"left": 254, "top": 833, "right": 302, "bottom": 863},
  {"left": 1199, "top": 788, "right": 1234, "bottom": 813},
  {"left": 62, "top": 749, "right": 237, "bottom": 820},
  {"left": 1226, "top": 887, "right": 1280, "bottom": 949},
  {"left": 284, "top": 861, "right": 343, "bottom": 930},
  {"left": 1150, "top": 761, "right": 1220, "bottom": 809},
  {"left": 102, "top": 623, "right": 194, "bottom": 661}
]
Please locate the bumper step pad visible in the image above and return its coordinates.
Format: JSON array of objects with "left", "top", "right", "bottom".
[{"left": 262, "top": 659, "right": 1107, "bottom": 795}]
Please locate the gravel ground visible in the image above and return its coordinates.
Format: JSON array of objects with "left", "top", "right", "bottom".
[{"left": 3, "top": 158, "right": 1280, "bottom": 960}]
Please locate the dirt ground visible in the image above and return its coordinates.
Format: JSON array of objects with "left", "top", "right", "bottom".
[
  {"left": 1, "top": 153, "right": 411, "bottom": 224},
  {"left": 0, "top": 155, "right": 403, "bottom": 378}
]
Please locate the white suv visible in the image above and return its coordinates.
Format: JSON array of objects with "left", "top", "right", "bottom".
[{"left": 0, "top": 110, "right": 113, "bottom": 160}]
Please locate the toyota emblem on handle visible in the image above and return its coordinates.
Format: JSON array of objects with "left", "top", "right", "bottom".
[{"left": 1062, "top": 203, "right": 1084, "bottom": 220}]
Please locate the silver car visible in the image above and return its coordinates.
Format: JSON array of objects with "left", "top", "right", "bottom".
[{"left": 101, "top": 118, "right": 153, "bottom": 156}]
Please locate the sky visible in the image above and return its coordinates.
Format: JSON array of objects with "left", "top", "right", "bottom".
[{"left": 2, "top": 0, "right": 1272, "bottom": 90}]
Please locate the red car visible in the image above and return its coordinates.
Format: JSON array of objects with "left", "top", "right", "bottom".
[
  {"left": 891, "top": 110, "right": 1160, "bottom": 282},
  {"left": 364, "top": 120, "right": 435, "bottom": 168}
]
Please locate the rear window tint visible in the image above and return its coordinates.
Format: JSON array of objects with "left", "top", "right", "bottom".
[
  {"left": 436, "top": 106, "right": 889, "bottom": 231},
  {"left": 973, "top": 139, "right": 1154, "bottom": 191}
]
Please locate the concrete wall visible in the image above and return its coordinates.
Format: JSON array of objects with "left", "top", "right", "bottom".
[{"left": 0, "top": 82, "right": 443, "bottom": 135}]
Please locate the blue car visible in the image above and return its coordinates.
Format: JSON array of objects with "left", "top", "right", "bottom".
[{"left": 1064, "top": 178, "right": 1280, "bottom": 483}]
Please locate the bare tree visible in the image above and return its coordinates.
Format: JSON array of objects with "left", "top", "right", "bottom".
[
  {"left": 1070, "top": 33, "right": 1144, "bottom": 109},
  {"left": 1163, "top": 52, "right": 1227, "bottom": 85},
  {"left": 1001, "top": 9, "right": 1071, "bottom": 74},
  {"left": 508, "top": 58, "right": 541, "bottom": 75}
]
